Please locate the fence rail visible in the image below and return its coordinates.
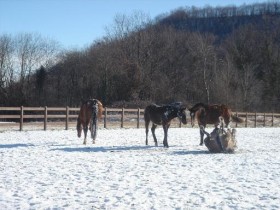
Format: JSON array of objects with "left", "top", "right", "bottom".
[{"left": 0, "top": 106, "right": 280, "bottom": 131}]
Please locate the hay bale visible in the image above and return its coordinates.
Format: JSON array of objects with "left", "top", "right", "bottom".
[{"left": 204, "top": 128, "right": 237, "bottom": 153}]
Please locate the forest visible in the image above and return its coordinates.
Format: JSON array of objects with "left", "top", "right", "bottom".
[{"left": 1, "top": 1, "right": 280, "bottom": 112}]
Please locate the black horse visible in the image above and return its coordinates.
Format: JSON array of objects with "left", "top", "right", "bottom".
[{"left": 144, "top": 102, "right": 187, "bottom": 148}]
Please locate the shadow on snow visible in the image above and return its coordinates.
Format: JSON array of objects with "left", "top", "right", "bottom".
[
  {"left": 50, "top": 145, "right": 209, "bottom": 155},
  {"left": 50, "top": 145, "right": 154, "bottom": 153},
  {"left": 0, "top": 143, "right": 35, "bottom": 149},
  {"left": 172, "top": 150, "right": 209, "bottom": 155}
]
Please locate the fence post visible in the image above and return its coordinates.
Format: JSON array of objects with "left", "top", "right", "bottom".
[
  {"left": 263, "top": 113, "right": 266, "bottom": 127},
  {"left": 137, "top": 108, "right": 140, "bottom": 128},
  {"left": 254, "top": 112, "right": 257, "bottom": 128},
  {"left": 104, "top": 107, "right": 107, "bottom": 128},
  {"left": 245, "top": 112, "right": 248, "bottom": 127},
  {"left": 65, "top": 106, "right": 69, "bottom": 130},
  {"left": 44, "top": 106, "right": 47, "bottom": 131},
  {"left": 272, "top": 112, "right": 274, "bottom": 127},
  {"left": 121, "top": 108, "right": 124, "bottom": 128},
  {"left": 20, "top": 106, "right": 23, "bottom": 131}
]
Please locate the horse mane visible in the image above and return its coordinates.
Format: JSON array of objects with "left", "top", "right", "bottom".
[
  {"left": 159, "top": 102, "right": 184, "bottom": 109},
  {"left": 168, "top": 102, "right": 183, "bottom": 108},
  {"left": 190, "top": 103, "right": 231, "bottom": 113},
  {"left": 96, "top": 100, "right": 104, "bottom": 119},
  {"left": 189, "top": 102, "right": 207, "bottom": 112}
]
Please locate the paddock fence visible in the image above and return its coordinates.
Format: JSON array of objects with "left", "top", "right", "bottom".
[{"left": 0, "top": 106, "right": 280, "bottom": 131}]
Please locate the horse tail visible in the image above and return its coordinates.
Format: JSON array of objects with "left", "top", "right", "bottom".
[
  {"left": 144, "top": 105, "right": 151, "bottom": 122},
  {"left": 144, "top": 105, "right": 155, "bottom": 128},
  {"left": 76, "top": 117, "right": 82, "bottom": 138},
  {"left": 189, "top": 103, "right": 206, "bottom": 113},
  {"left": 231, "top": 114, "right": 244, "bottom": 123},
  {"left": 76, "top": 103, "right": 85, "bottom": 138},
  {"left": 90, "top": 99, "right": 100, "bottom": 142},
  {"left": 144, "top": 105, "right": 153, "bottom": 145}
]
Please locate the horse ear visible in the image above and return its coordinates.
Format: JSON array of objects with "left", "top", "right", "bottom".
[
  {"left": 92, "top": 99, "right": 97, "bottom": 105},
  {"left": 185, "top": 104, "right": 193, "bottom": 111},
  {"left": 180, "top": 106, "right": 187, "bottom": 111}
]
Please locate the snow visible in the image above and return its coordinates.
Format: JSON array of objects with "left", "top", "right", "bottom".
[{"left": 1, "top": 127, "right": 280, "bottom": 209}]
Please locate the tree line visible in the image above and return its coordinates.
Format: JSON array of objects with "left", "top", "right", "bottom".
[{"left": 1, "top": 2, "right": 280, "bottom": 112}]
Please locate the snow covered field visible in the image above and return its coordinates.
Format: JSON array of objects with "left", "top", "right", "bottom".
[{"left": 1, "top": 127, "right": 280, "bottom": 209}]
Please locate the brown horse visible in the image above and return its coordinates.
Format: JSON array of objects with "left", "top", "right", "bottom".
[
  {"left": 77, "top": 99, "right": 103, "bottom": 145},
  {"left": 188, "top": 103, "right": 243, "bottom": 146},
  {"left": 144, "top": 102, "right": 187, "bottom": 148}
]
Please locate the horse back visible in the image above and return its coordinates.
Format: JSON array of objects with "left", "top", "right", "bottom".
[
  {"left": 196, "top": 104, "right": 231, "bottom": 125},
  {"left": 78, "top": 101, "right": 93, "bottom": 124},
  {"left": 200, "top": 104, "right": 231, "bottom": 125},
  {"left": 144, "top": 104, "right": 173, "bottom": 125},
  {"left": 144, "top": 104, "right": 164, "bottom": 125}
]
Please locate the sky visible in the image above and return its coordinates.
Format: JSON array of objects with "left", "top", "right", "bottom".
[{"left": 0, "top": 0, "right": 264, "bottom": 49}]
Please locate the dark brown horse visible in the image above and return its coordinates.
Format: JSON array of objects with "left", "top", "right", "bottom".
[
  {"left": 77, "top": 99, "right": 103, "bottom": 145},
  {"left": 188, "top": 103, "right": 243, "bottom": 146},
  {"left": 144, "top": 102, "right": 187, "bottom": 148}
]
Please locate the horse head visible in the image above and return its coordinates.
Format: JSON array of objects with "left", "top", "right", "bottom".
[
  {"left": 188, "top": 103, "right": 206, "bottom": 127},
  {"left": 177, "top": 107, "right": 187, "bottom": 125},
  {"left": 188, "top": 107, "right": 198, "bottom": 127},
  {"left": 189, "top": 111, "right": 196, "bottom": 127}
]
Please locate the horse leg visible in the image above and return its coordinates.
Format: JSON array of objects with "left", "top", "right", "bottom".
[
  {"left": 91, "top": 118, "right": 98, "bottom": 144},
  {"left": 215, "top": 134, "right": 225, "bottom": 152},
  {"left": 151, "top": 124, "right": 158, "bottom": 146},
  {"left": 163, "top": 124, "right": 170, "bottom": 148},
  {"left": 91, "top": 106, "right": 98, "bottom": 144},
  {"left": 145, "top": 119, "right": 150, "bottom": 145},
  {"left": 199, "top": 124, "right": 206, "bottom": 146},
  {"left": 83, "top": 126, "right": 88, "bottom": 145},
  {"left": 225, "top": 117, "right": 231, "bottom": 129}
]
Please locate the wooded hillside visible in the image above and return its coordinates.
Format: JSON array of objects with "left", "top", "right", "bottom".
[{"left": 1, "top": 2, "right": 280, "bottom": 112}]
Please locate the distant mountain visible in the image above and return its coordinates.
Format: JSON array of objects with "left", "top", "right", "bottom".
[{"left": 157, "top": 2, "right": 280, "bottom": 39}]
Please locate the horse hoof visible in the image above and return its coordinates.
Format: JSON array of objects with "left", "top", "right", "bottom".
[
  {"left": 92, "top": 141, "right": 95, "bottom": 144},
  {"left": 199, "top": 143, "right": 203, "bottom": 146}
]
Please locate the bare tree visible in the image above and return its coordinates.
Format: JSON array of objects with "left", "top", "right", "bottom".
[
  {"left": 0, "top": 34, "right": 15, "bottom": 105},
  {"left": 187, "top": 33, "right": 216, "bottom": 103},
  {"left": 105, "top": 11, "right": 151, "bottom": 41},
  {"left": 12, "top": 33, "right": 60, "bottom": 104}
]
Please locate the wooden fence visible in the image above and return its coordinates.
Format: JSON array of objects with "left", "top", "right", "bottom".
[
  {"left": 0, "top": 107, "right": 145, "bottom": 131},
  {"left": 0, "top": 106, "right": 280, "bottom": 131}
]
